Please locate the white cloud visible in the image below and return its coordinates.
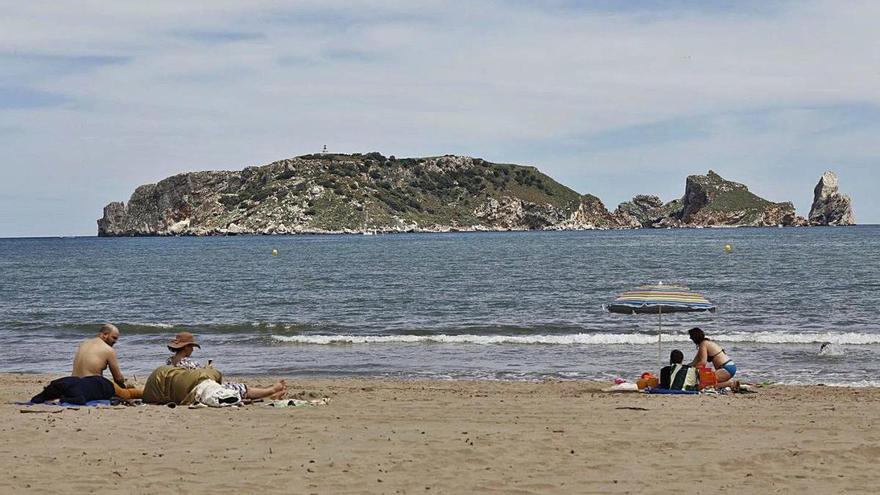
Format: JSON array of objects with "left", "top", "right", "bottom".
[{"left": 0, "top": 0, "right": 878, "bottom": 235}]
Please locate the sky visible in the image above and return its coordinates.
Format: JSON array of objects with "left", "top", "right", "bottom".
[{"left": 1, "top": 0, "right": 878, "bottom": 237}]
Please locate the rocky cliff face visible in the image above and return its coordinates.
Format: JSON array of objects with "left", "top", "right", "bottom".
[
  {"left": 554, "top": 195, "right": 637, "bottom": 229},
  {"left": 98, "top": 170, "right": 240, "bottom": 236},
  {"left": 98, "top": 156, "right": 829, "bottom": 236},
  {"left": 614, "top": 195, "right": 663, "bottom": 227},
  {"left": 612, "top": 195, "right": 684, "bottom": 228},
  {"left": 809, "top": 171, "right": 855, "bottom": 226},
  {"left": 671, "top": 171, "right": 804, "bottom": 227}
]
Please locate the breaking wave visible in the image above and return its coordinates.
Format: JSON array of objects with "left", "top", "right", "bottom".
[{"left": 272, "top": 331, "right": 880, "bottom": 346}]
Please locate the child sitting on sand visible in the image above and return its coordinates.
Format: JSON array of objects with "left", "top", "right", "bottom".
[
  {"left": 659, "top": 349, "right": 698, "bottom": 390},
  {"left": 166, "top": 332, "right": 286, "bottom": 400}
]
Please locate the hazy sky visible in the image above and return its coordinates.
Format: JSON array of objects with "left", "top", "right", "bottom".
[{"left": 2, "top": 1, "right": 877, "bottom": 236}]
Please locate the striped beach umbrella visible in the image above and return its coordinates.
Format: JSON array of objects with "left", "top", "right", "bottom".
[{"left": 607, "top": 283, "right": 716, "bottom": 367}]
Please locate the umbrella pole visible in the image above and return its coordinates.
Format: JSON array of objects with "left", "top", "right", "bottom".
[{"left": 658, "top": 308, "right": 662, "bottom": 370}]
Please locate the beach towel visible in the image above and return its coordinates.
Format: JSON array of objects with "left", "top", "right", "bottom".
[
  {"left": 644, "top": 388, "right": 699, "bottom": 395},
  {"left": 265, "top": 398, "right": 330, "bottom": 408},
  {"left": 16, "top": 399, "right": 113, "bottom": 407},
  {"left": 600, "top": 383, "right": 640, "bottom": 392}
]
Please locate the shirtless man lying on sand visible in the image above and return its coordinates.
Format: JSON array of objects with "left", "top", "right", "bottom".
[{"left": 72, "top": 323, "right": 142, "bottom": 399}]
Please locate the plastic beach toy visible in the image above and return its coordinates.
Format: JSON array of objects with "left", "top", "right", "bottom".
[{"left": 698, "top": 366, "right": 717, "bottom": 389}]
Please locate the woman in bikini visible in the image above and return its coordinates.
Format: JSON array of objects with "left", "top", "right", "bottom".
[{"left": 688, "top": 327, "right": 739, "bottom": 390}]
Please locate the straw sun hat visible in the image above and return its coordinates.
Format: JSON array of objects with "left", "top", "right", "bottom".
[{"left": 167, "top": 331, "right": 201, "bottom": 350}]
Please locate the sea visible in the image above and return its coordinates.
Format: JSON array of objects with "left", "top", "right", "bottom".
[{"left": 1, "top": 227, "right": 878, "bottom": 386}]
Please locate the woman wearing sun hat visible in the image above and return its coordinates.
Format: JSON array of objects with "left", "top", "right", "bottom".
[
  {"left": 165, "top": 331, "right": 286, "bottom": 400},
  {"left": 167, "top": 332, "right": 204, "bottom": 369}
]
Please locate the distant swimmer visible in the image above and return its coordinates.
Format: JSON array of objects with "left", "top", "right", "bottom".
[{"left": 819, "top": 342, "right": 843, "bottom": 356}]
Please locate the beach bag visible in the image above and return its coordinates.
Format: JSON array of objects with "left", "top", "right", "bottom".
[{"left": 659, "top": 364, "right": 698, "bottom": 391}]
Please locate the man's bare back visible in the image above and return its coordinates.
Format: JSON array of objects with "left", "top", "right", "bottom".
[{"left": 72, "top": 324, "right": 125, "bottom": 386}]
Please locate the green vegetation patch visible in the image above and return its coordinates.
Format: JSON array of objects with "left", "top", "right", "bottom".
[
  {"left": 492, "top": 164, "right": 580, "bottom": 209},
  {"left": 705, "top": 189, "right": 771, "bottom": 212},
  {"left": 306, "top": 193, "right": 362, "bottom": 230},
  {"left": 218, "top": 194, "right": 242, "bottom": 209}
]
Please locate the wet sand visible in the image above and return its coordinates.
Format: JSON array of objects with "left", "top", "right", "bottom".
[{"left": 1, "top": 373, "right": 877, "bottom": 494}]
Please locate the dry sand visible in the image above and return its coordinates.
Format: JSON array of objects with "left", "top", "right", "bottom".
[{"left": 1, "top": 373, "right": 877, "bottom": 494}]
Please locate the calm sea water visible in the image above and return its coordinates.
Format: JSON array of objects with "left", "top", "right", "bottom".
[{"left": 1, "top": 227, "right": 878, "bottom": 385}]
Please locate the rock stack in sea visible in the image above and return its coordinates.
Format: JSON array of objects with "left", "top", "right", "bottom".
[{"left": 808, "top": 171, "right": 855, "bottom": 226}]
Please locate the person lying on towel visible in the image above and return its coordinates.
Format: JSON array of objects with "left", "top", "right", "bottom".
[
  {"left": 659, "top": 350, "right": 699, "bottom": 391},
  {"left": 164, "top": 331, "right": 286, "bottom": 401},
  {"left": 142, "top": 365, "right": 225, "bottom": 405}
]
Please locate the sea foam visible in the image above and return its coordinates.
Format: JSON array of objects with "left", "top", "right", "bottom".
[{"left": 271, "top": 331, "right": 880, "bottom": 346}]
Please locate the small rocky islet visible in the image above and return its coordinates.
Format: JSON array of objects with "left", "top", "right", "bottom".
[{"left": 97, "top": 152, "right": 855, "bottom": 236}]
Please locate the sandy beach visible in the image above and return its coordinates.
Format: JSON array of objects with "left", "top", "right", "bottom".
[{"left": 1, "top": 373, "right": 877, "bottom": 494}]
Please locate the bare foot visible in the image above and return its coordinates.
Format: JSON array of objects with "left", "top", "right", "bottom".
[{"left": 269, "top": 380, "right": 287, "bottom": 400}]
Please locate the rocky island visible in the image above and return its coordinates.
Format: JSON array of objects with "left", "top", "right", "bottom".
[{"left": 97, "top": 153, "right": 854, "bottom": 236}]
